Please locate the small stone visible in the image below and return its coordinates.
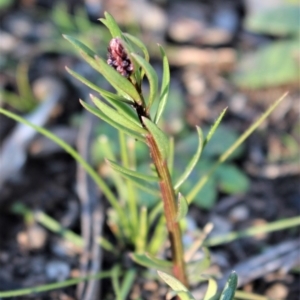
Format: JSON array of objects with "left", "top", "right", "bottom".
[
  {"left": 17, "top": 224, "right": 47, "bottom": 250},
  {"left": 45, "top": 260, "right": 70, "bottom": 281},
  {"left": 229, "top": 205, "right": 250, "bottom": 222},
  {"left": 265, "top": 283, "right": 288, "bottom": 299}
]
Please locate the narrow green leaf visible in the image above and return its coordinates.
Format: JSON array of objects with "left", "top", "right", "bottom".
[
  {"left": 187, "top": 248, "right": 211, "bottom": 275},
  {"left": 205, "top": 215, "right": 300, "bottom": 247},
  {"left": 176, "top": 193, "right": 189, "bottom": 221},
  {"left": 0, "top": 271, "right": 111, "bottom": 298},
  {"left": 147, "top": 216, "right": 167, "bottom": 255},
  {"left": 136, "top": 206, "right": 148, "bottom": 254},
  {"left": 168, "top": 137, "right": 175, "bottom": 175},
  {"left": 99, "top": 11, "right": 122, "bottom": 38},
  {"left": 187, "top": 92, "right": 288, "bottom": 204},
  {"left": 122, "top": 33, "right": 150, "bottom": 61},
  {"left": 203, "top": 108, "right": 228, "bottom": 148},
  {"left": 111, "top": 265, "right": 122, "bottom": 300},
  {"left": 174, "top": 126, "right": 203, "bottom": 190},
  {"left": 0, "top": 108, "right": 124, "bottom": 222},
  {"left": 80, "top": 100, "right": 145, "bottom": 142},
  {"left": 131, "top": 53, "right": 158, "bottom": 111},
  {"left": 157, "top": 271, "right": 195, "bottom": 300},
  {"left": 220, "top": 272, "right": 238, "bottom": 300},
  {"left": 66, "top": 67, "right": 140, "bottom": 126},
  {"left": 108, "top": 168, "right": 160, "bottom": 196},
  {"left": 142, "top": 117, "right": 169, "bottom": 160},
  {"left": 106, "top": 159, "right": 159, "bottom": 182},
  {"left": 103, "top": 95, "right": 140, "bottom": 126},
  {"left": 119, "top": 269, "right": 136, "bottom": 300},
  {"left": 90, "top": 95, "right": 146, "bottom": 134},
  {"left": 131, "top": 253, "right": 172, "bottom": 273},
  {"left": 203, "top": 278, "right": 218, "bottom": 300},
  {"left": 94, "top": 55, "right": 143, "bottom": 104},
  {"left": 63, "top": 34, "right": 95, "bottom": 57},
  {"left": 65, "top": 67, "right": 132, "bottom": 104},
  {"left": 155, "top": 45, "right": 170, "bottom": 123}
]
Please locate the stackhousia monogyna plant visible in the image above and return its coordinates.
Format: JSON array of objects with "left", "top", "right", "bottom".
[{"left": 61, "top": 13, "right": 288, "bottom": 297}]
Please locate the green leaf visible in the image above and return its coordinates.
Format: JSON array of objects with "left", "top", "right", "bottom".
[
  {"left": 176, "top": 193, "right": 189, "bottom": 221},
  {"left": 168, "top": 137, "right": 175, "bottom": 175},
  {"left": 109, "top": 169, "right": 160, "bottom": 196},
  {"left": 142, "top": 117, "right": 169, "bottom": 160},
  {"left": 99, "top": 11, "right": 122, "bottom": 38},
  {"left": 63, "top": 34, "right": 95, "bottom": 57},
  {"left": 0, "top": 0, "right": 13, "bottom": 9},
  {"left": 65, "top": 67, "right": 132, "bottom": 104},
  {"left": 187, "top": 248, "right": 211, "bottom": 275},
  {"left": 202, "top": 125, "right": 244, "bottom": 160},
  {"left": 233, "top": 41, "right": 299, "bottom": 89},
  {"left": 155, "top": 45, "right": 170, "bottom": 123},
  {"left": 90, "top": 94, "right": 146, "bottom": 134},
  {"left": 80, "top": 100, "right": 145, "bottom": 143},
  {"left": 66, "top": 67, "right": 141, "bottom": 126},
  {"left": 220, "top": 272, "right": 238, "bottom": 300},
  {"left": 122, "top": 33, "right": 150, "bottom": 62},
  {"left": 135, "top": 206, "right": 148, "bottom": 253},
  {"left": 131, "top": 253, "right": 172, "bottom": 273},
  {"left": 174, "top": 126, "right": 203, "bottom": 190},
  {"left": 119, "top": 269, "right": 136, "bottom": 300},
  {"left": 246, "top": 4, "right": 300, "bottom": 36},
  {"left": 111, "top": 265, "right": 122, "bottom": 300},
  {"left": 157, "top": 271, "right": 195, "bottom": 300},
  {"left": 106, "top": 159, "right": 159, "bottom": 182},
  {"left": 0, "top": 271, "right": 111, "bottom": 298},
  {"left": 203, "top": 278, "right": 218, "bottom": 300},
  {"left": 203, "top": 108, "right": 227, "bottom": 148},
  {"left": 131, "top": 53, "right": 158, "bottom": 112},
  {"left": 216, "top": 164, "right": 250, "bottom": 194},
  {"left": 94, "top": 55, "right": 143, "bottom": 104}
]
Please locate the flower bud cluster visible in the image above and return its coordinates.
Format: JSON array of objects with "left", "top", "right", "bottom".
[{"left": 107, "top": 38, "right": 133, "bottom": 77}]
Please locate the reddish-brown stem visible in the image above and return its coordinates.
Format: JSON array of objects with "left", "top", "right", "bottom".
[{"left": 146, "top": 134, "right": 188, "bottom": 287}]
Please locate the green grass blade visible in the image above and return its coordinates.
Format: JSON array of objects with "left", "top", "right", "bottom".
[
  {"left": 111, "top": 265, "right": 122, "bottom": 300},
  {"left": 205, "top": 216, "right": 300, "bottom": 247},
  {"left": 174, "top": 126, "right": 203, "bottom": 190},
  {"left": 131, "top": 53, "right": 158, "bottom": 112},
  {"left": 147, "top": 216, "right": 167, "bottom": 255},
  {"left": 106, "top": 159, "right": 159, "bottom": 182},
  {"left": 187, "top": 92, "right": 288, "bottom": 203},
  {"left": 135, "top": 206, "right": 148, "bottom": 253},
  {"left": 90, "top": 95, "right": 146, "bottom": 134},
  {"left": 100, "top": 12, "right": 122, "bottom": 38},
  {"left": 0, "top": 107, "right": 123, "bottom": 217},
  {"left": 154, "top": 45, "right": 170, "bottom": 124},
  {"left": 0, "top": 271, "right": 111, "bottom": 298},
  {"left": 118, "top": 131, "right": 138, "bottom": 241},
  {"left": 203, "top": 107, "right": 228, "bottom": 148},
  {"left": 168, "top": 137, "right": 175, "bottom": 175},
  {"left": 176, "top": 193, "right": 189, "bottom": 221},
  {"left": 119, "top": 269, "right": 136, "bottom": 300},
  {"left": 80, "top": 100, "right": 145, "bottom": 143}
]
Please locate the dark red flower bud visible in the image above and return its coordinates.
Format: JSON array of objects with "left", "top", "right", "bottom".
[{"left": 107, "top": 38, "right": 133, "bottom": 77}]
